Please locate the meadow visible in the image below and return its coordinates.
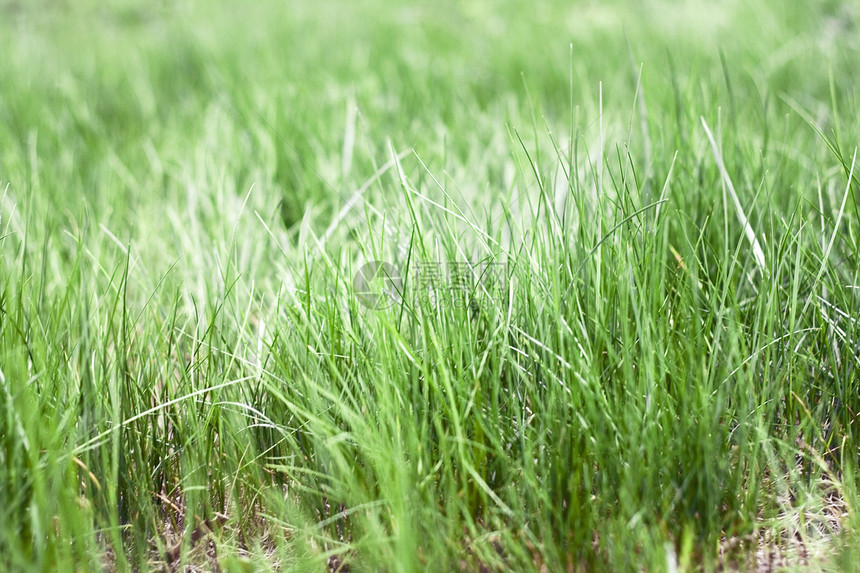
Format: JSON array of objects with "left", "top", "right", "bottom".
[{"left": 1, "top": 0, "right": 859, "bottom": 570}]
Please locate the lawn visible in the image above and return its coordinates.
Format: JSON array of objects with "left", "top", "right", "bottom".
[{"left": 1, "top": 0, "right": 859, "bottom": 571}]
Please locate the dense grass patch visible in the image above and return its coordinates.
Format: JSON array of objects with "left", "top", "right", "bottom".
[{"left": 1, "top": 0, "right": 859, "bottom": 570}]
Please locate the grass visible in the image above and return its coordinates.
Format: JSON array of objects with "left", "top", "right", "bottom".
[{"left": 1, "top": 0, "right": 859, "bottom": 570}]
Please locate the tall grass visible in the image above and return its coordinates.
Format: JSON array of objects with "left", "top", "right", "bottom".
[{"left": 1, "top": 0, "right": 859, "bottom": 570}]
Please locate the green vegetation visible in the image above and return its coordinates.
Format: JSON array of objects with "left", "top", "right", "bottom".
[{"left": 1, "top": 0, "right": 859, "bottom": 570}]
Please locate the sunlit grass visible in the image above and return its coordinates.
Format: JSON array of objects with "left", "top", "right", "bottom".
[{"left": 1, "top": 0, "right": 859, "bottom": 571}]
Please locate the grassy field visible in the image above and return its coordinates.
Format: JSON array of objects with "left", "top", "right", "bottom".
[{"left": 2, "top": 0, "right": 860, "bottom": 571}]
